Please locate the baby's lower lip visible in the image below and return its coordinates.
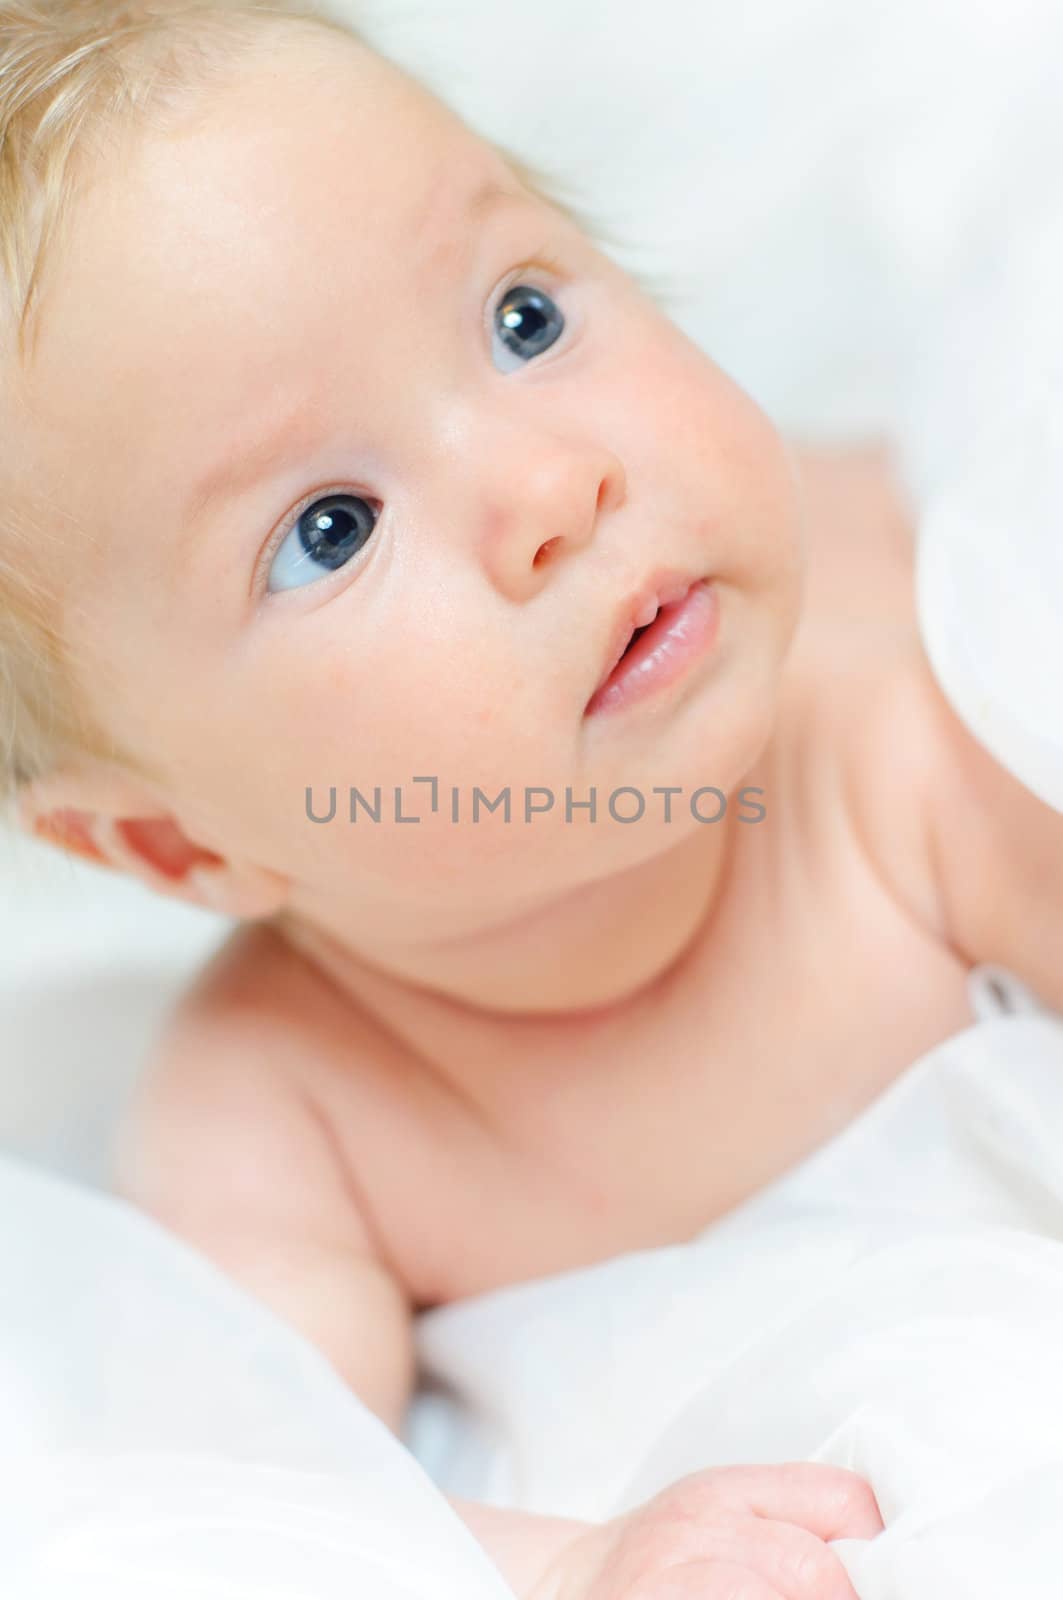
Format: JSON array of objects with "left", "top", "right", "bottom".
[{"left": 583, "top": 579, "right": 720, "bottom": 719}]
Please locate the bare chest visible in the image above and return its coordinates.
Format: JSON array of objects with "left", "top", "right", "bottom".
[{"left": 301, "top": 691, "right": 972, "bottom": 1310}]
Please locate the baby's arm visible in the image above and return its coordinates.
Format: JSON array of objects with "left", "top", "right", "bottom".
[
  {"left": 109, "top": 988, "right": 416, "bottom": 1431},
  {"left": 805, "top": 441, "right": 1063, "bottom": 1011},
  {"left": 914, "top": 645, "right": 1063, "bottom": 1013},
  {"left": 108, "top": 989, "right": 592, "bottom": 1595}
]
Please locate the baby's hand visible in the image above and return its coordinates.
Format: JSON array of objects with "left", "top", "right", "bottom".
[{"left": 530, "top": 1462, "right": 882, "bottom": 1600}]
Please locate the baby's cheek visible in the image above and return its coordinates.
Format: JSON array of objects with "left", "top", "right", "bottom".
[
  {"left": 280, "top": 641, "right": 470, "bottom": 790},
  {"left": 627, "top": 335, "right": 806, "bottom": 657},
  {"left": 610, "top": 308, "right": 793, "bottom": 538},
  {"left": 709, "top": 393, "right": 805, "bottom": 584}
]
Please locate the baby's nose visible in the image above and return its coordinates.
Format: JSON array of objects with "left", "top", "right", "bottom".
[{"left": 477, "top": 445, "right": 625, "bottom": 603}]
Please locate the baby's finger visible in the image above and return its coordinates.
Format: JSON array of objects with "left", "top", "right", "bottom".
[
  {"left": 737, "top": 1518, "right": 863, "bottom": 1600},
  {"left": 711, "top": 1462, "right": 884, "bottom": 1542}
]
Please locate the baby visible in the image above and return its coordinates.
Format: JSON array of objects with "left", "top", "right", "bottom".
[{"left": 5, "top": 1, "right": 1062, "bottom": 1595}]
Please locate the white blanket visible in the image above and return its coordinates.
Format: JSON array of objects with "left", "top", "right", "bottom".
[{"left": 0, "top": 1154, "right": 513, "bottom": 1600}]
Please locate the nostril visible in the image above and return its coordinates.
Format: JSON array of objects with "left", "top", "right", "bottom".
[{"left": 533, "top": 536, "right": 562, "bottom": 568}]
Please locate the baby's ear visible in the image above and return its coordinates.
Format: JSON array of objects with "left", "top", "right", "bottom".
[{"left": 15, "top": 757, "right": 289, "bottom": 921}]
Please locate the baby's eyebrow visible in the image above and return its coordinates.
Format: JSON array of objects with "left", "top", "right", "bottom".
[
  {"left": 464, "top": 174, "right": 527, "bottom": 223},
  {"left": 182, "top": 394, "right": 312, "bottom": 535},
  {"left": 178, "top": 176, "right": 525, "bottom": 543}
]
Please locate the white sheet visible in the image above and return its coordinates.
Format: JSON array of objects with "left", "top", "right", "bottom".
[{"left": 0, "top": 1155, "right": 512, "bottom": 1600}]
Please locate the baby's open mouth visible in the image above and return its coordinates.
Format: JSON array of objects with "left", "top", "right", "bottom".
[
  {"left": 584, "top": 575, "right": 720, "bottom": 719},
  {"left": 621, "top": 617, "right": 655, "bottom": 656}
]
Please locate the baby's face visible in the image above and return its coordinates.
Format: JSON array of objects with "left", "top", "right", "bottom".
[{"left": 11, "top": 25, "right": 805, "bottom": 943}]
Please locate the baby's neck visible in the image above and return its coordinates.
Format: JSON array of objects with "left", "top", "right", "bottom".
[{"left": 269, "top": 801, "right": 743, "bottom": 1036}]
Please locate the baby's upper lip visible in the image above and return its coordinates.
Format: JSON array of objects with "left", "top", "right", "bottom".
[{"left": 586, "top": 566, "right": 704, "bottom": 706}]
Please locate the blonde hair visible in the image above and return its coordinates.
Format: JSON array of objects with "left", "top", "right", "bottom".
[{"left": 0, "top": 0, "right": 673, "bottom": 823}]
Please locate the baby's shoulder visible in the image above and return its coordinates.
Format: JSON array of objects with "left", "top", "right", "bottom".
[
  {"left": 112, "top": 918, "right": 414, "bottom": 1277},
  {"left": 785, "top": 444, "right": 954, "bottom": 949},
  {"left": 155, "top": 917, "right": 405, "bottom": 1104}
]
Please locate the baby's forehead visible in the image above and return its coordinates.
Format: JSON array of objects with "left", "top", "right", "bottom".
[
  {"left": 175, "top": 24, "right": 491, "bottom": 199},
  {"left": 144, "top": 30, "right": 530, "bottom": 315},
  {"left": 31, "top": 29, "right": 518, "bottom": 368}
]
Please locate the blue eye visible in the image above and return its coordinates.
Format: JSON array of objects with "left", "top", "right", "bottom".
[
  {"left": 267, "top": 493, "right": 379, "bottom": 593},
  {"left": 492, "top": 283, "right": 566, "bottom": 373}
]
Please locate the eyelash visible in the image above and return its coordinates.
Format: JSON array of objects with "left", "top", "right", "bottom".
[
  {"left": 495, "top": 247, "right": 568, "bottom": 297},
  {"left": 255, "top": 247, "right": 572, "bottom": 598},
  {"left": 253, "top": 486, "right": 381, "bottom": 599}
]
